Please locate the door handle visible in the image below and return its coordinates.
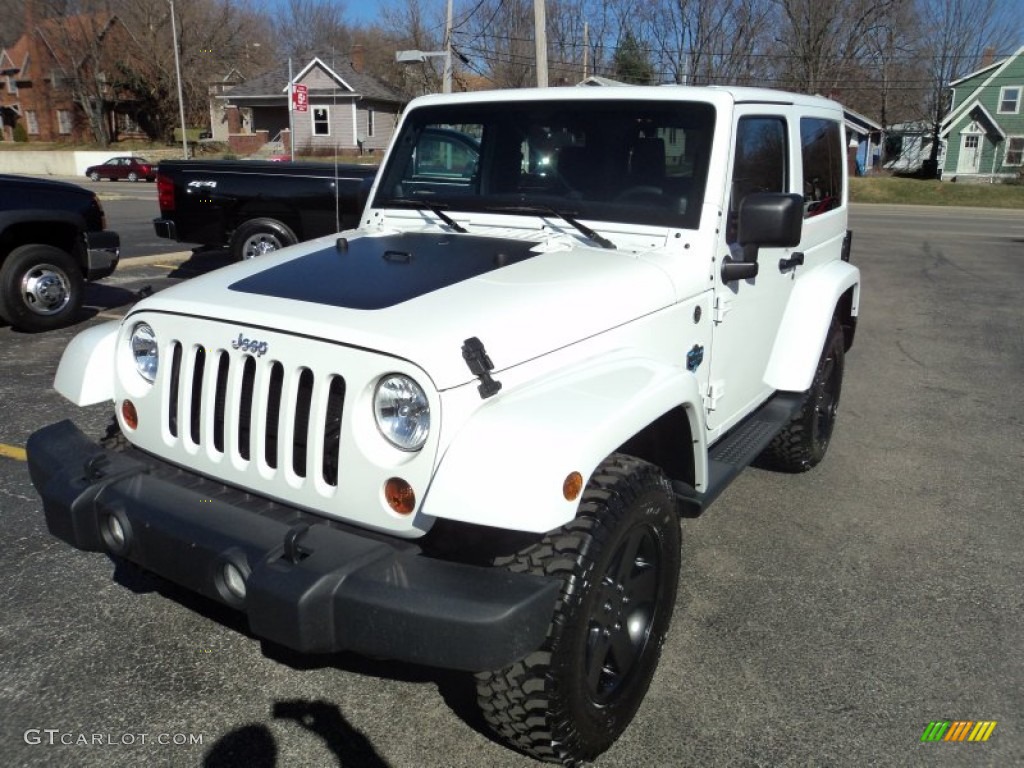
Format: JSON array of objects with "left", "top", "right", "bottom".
[{"left": 778, "top": 252, "right": 804, "bottom": 271}]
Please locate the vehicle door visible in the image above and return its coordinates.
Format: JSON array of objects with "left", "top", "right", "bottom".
[{"left": 705, "top": 108, "right": 799, "bottom": 432}]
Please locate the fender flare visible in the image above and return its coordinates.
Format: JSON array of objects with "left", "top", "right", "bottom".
[
  {"left": 764, "top": 260, "right": 860, "bottom": 392},
  {"left": 422, "top": 355, "right": 705, "bottom": 533},
  {"left": 54, "top": 320, "right": 119, "bottom": 405}
]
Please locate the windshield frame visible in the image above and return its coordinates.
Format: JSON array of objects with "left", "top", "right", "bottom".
[{"left": 372, "top": 99, "right": 717, "bottom": 231}]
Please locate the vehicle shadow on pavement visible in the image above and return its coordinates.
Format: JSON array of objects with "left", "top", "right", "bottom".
[
  {"left": 202, "top": 701, "right": 389, "bottom": 768},
  {"left": 111, "top": 559, "right": 501, "bottom": 759}
]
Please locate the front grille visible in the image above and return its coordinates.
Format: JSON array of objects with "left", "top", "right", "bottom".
[{"left": 166, "top": 341, "right": 345, "bottom": 488}]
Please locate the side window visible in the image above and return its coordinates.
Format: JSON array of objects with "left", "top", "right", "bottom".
[
  {"left": 800, "top": 117, "right": 843, "bottom": 218},
  {"left": 728, "top": 116, "right": 787, "bottom": 240}
]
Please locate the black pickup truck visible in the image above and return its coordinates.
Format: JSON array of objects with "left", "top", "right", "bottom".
[
  {"left": 0, "top": 174, "right": 120, "bottom": 332},
  {"left": 153, "top": 160, "right": 378, "bottom": 261}
]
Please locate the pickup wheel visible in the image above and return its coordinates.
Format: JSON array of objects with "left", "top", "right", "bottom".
[
  {"left": 0, "top": 244, "right": 84, "bottom": 332},
  {"left": 475, "top": 454, "right": 680, "bottom": 765},
  {"left": 230, "top": 218, "right": 297, "bottom": 261},
  {"left": 759, "top": 320, "right": 845, "bottom": 472}
]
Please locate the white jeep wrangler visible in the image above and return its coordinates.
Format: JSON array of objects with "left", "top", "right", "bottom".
[{"left": 28, "top": 86, "right": 859, "bottom": 764}]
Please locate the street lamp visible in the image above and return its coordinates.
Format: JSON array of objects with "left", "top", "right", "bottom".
[
  {"left": 396, "top": 0, "right": 454, "bottom": 94},
  {"left": 169, "top": 0, "right": 188, "bottom": 158}
]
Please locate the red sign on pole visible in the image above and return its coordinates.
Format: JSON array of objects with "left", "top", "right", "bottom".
[{"left": 292, "top": 83, "right": 308, "bottom": 112}]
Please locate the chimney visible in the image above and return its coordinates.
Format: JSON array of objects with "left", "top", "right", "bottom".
[
  {"left": 351, "top": 44, "right": 364, "bottom": 74},
  {"left": 981, "top": 47, "right": 995, "bottom": 67}
]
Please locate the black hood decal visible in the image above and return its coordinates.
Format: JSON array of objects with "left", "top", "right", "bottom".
[{"left": 229, "top": 232, "right": 539, "bottom": 310}]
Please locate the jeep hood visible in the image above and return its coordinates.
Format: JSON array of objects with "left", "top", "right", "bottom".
[{"left": 135, "top": 231, "right": 680, "bottom": 390}]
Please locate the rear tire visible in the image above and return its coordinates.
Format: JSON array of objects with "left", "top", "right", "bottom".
[
  {"left": 759, "top": 320, "right": 845, "bottom": 472},
  {"left": 0, "top": 244, "right": 84, "bottom": 332},
  {"left": 475, "top": 454, "right": 680, "bottom": 765},
  {"left": 230, "top": 218, "right": 297, "bottom": 261}
]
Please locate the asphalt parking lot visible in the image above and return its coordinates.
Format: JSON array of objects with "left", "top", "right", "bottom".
[{"left": 0, "top": 206, "right": 1021, "bottom": 767}]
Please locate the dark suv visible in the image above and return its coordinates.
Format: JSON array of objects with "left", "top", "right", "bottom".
[{"left": 0, "top": 174, "right": 120, "bottom": 332}]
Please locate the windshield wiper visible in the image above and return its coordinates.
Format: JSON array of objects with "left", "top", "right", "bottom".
[
  {"left": 383, "top": 198, "right": 468, "bottom": 233},
  {"left": 484, "top": 205, "right": 615, "bottom": 250}
]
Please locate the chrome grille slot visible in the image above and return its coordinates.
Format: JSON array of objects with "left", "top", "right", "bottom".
[
  {"left": 189, "top": 346, "right": 206, "bottom": 445},
  {"left": 167, "top": 342, "right": 182, "bottom": 437},
  {"left": 291, "top": 368, "right": 314, "bottom": 478},
  {"left": 213, "top": 351, "right": 229, "bottom": 453},
  {"left": 264, "top": 362, "right": 284, "bottom": 470},
  {"left": 323, "top": 376, "right": 345, "bottom": 487},
  {"left": 238, "top": 356, "right": 256, "bottom": 460}
]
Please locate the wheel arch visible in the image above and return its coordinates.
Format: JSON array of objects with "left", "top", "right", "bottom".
[
  {"left": 229, "top": 207, "right": 303, "bottom": 242},
  {"left": 764, "top": 260, "right": 859, "bottom": 392},
  {"left": 0, "top": 216, "right": 86, "bottom": 271},
  {"left": 422, "top": 356, "right": 706, "bottom": 533}
]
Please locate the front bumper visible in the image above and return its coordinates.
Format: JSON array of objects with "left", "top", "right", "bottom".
[
  {"left": 27, "top": 420, "right": 560, "bottom": 671},
  {"left": 83, "top": 230, "right": 120, "bottom": 280}
]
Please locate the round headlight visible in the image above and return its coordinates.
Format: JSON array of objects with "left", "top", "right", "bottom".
[
  {"left": 130, "top": 322, "right": 159, "bottom": 383},
  {"left": 373, "top": 374, "right": 430, "bottom": 451}
]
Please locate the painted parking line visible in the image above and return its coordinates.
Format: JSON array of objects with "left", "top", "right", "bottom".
[{"left": 0, "top": 443, "right": 27, "bottom": 461}]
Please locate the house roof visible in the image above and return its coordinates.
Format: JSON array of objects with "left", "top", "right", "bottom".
[
  {"left": 943, "top": 44, "right": 1024, "bottom": 130},
  {"left": 940, "top": 100, "right": 1006, "bottom": 139},
  {"left": 843, "top": 105, "right": 882, "bottom": 134},
  {"left": 222, "top": 55, "right": 402, "bottom": 104}
]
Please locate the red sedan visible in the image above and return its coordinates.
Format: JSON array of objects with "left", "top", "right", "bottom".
[{"left": 85, "top": 157, "right": 155, "bottom": 182}]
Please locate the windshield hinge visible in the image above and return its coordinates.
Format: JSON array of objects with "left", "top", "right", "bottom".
[
  {"left": 701, "top": 380, "right": 725, "bottom": 411},
  {"left": 713, "top": 295, "right": 733, "bottom": 324}
]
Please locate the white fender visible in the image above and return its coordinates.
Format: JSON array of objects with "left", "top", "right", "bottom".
[
  {"left": 423, "top": 355, "right": 705, "bottom": 533},
  {"left": 54, "top": 320, "right": 119, "bottom": 405},
  {"left": 764, "top": 260, "right": 860, "bottom": 392}
]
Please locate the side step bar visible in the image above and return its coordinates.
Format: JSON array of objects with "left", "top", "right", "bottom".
[{"left": 673, "top": 392, "right": 804, "bottom": 516}]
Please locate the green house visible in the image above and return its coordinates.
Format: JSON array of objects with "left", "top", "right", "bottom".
[{"left": 941, "top": 45, "right": 1024, "bottom": 181}]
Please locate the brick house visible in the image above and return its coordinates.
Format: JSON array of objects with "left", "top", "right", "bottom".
[
  {"left": 215, "top": 48, "right": 404, "bottom": 157},
  {"left": 0, "top": 11, "right": 142, "bottom": 144}
]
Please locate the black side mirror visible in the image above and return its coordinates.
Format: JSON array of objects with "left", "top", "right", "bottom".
[
  {"left": 721, "top": 193, "right": 803, "bottom": 283},
  {"left": 738, "top": 192, "right": 804, "bottom": 250}
]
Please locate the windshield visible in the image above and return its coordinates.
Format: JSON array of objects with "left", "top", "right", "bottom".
[{"left": 373, "top": 99, "right": 716, "bottom": 230}]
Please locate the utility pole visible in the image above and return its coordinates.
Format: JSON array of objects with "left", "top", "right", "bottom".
[
  {"left": 287, "top": 58, "right": 295, "bottom": 161},
  {"left": 534, "top": 0, "right": 548, "bottom": 87},
  {"left": 443, "top": 0, "right": 453, "bottom": 94},
  {"left": 169, "top": 0, "right": 188, "bottom": 158},
  {"left": 583, "top": 22, "right": 588, "bottom": 80}
]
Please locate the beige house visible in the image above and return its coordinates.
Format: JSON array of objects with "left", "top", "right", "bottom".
[{"left": 214, "top": 48, "right": 404, "bottom": 157}]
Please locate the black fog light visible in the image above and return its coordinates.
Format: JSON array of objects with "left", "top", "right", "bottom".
[
  {"left": 215, "top": 556, "right": 250, "bottom": 606},
  {"left": 99, "top": 510, "right": 132, "bottom": 555}
]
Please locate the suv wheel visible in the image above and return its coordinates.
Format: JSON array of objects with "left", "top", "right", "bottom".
[
  {"left": 0, "top": 244, "right": 84, "bottom": 332},
  {"left": 475, "top": 454, "right": 680, "bottom": 765},
  {"left": 759, "top": 319, "right": 845, "bottom": 472},
  {"left": 230, "top": 218, "right": 297, "bottom": 261}
]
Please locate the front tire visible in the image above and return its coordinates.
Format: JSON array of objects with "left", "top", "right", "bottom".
[
  {"left": 89, "top": 171, "right": 100, "bottom": 181},
  {"left": 127, "top": 171, "right": 139, "bottom": 182},
  {"left": 475, "top": 454, "right": 680, "bottom": 765},
  {"left": 230, "top": 218, "right": 297, "bottom": 261},
  {"left": 759, "top": 319, "right": 845, "bottom": 472},
  {"left": 0, "top": 244, "right": 84, "bottom": 332}
]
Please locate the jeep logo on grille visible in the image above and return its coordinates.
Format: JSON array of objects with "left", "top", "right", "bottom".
[{"left": 232, "top": 332, "right": 268, "bottom": 357}]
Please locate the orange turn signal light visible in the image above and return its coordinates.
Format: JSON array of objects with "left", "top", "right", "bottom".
[
  {"left": 563, "top": 471, "right": 583, "bottom": 501},
  {"left": 384, "top": 477, "right": 416, "bottom": 515},
  {"left": 121, "top": 399, "right": 138, "bottom": 431}
]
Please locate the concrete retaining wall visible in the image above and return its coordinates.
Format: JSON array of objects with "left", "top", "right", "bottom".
[{"left": 0, "top": 151, "right": 146, "bottom": 177}]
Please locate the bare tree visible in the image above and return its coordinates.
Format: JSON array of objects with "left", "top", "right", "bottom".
[
  {"left": 915, "top": 0, "right": 1017, "bottom": 174},
  {"left": 273, "top": 0, "right": 351, "bottom": 59},
  {"left": 771, "top": 0, "right": 902, "bottom": 95},
  {"left": 640, "top": 0, "right": 774, "bottom": 86}
]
